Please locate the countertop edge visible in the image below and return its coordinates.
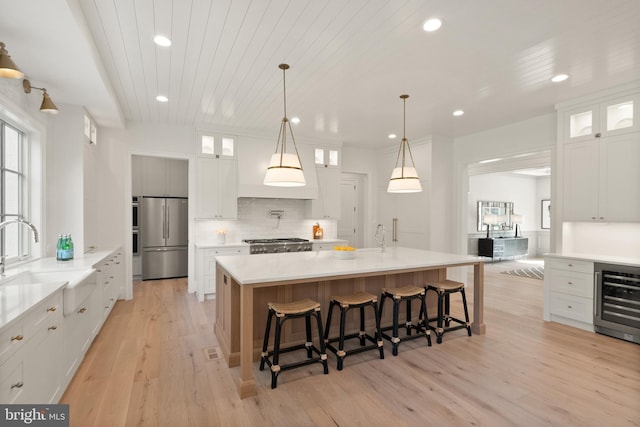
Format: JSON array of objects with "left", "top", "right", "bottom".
[{"left": 544, "top": 252, "right": 640, "bottom": 268}]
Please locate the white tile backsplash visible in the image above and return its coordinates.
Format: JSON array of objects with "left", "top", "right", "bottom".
[{"left": 195, "top": 198, "right": 336, "bottom": 243}]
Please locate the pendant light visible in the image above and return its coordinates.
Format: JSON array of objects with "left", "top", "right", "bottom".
[
  {"left": 0, "top": 42, "right": 24, "bottom": 79},
  {"left": 387, "top": 94, "right": 421, "bottom": 193},
  {"left": 264, "top": 64, "right": 306, "bottom": 187}
]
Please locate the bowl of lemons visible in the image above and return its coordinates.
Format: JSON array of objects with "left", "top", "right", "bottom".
[{"left": 333, "top": 245, "right": 356, "bottom": 260}]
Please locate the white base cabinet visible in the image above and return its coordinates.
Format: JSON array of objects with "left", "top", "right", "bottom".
[
  {"left": 195, "top": 246, "right": 249, "bottom": 301},
  {"left": 0, "top": 248, "right": 125, "bottom": 405},
  {"left": 544, "top": 256, "right": 595, "bottom": 331},
  {"left": 0, "top": 291, "right": 63, "bottom": 404}
]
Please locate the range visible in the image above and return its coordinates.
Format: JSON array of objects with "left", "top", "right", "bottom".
[{"left": 243, "top": 238, "right": 312, "bottom": 254}]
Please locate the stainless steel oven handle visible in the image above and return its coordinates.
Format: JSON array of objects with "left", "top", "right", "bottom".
[{"left": 594, "top": 271, "right": 600, "bottom": 317}]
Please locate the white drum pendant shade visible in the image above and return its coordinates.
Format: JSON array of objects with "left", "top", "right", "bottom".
[
  {"left": 264, "top": 153, "right": 306, "bottom": 186},
  {"left": 387, "top": 166, "right": 422, "bottom": 193},
  {"left": 263, "top": 63, "right": 306, "bottom": 187},
  {"left": 388, "top": 94, "right": 422, "bottom": 194}
]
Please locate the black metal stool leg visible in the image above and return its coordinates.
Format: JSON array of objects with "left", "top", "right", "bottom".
[
  {"left": 460, "top": 288, "right": 472, "bottom": 336},
  {"left": 337, "top": 307, "right": 347, "bottom": 370},
  {"left": 271, "top": 316, "right": 283, "bottom": 388},
  {"left": 359, "top": 306, "right": 366, "bottom": 346},
  {"left": 260, "top": 309, "right": 274, "bottom": 371},
  {"left": 406, "top": 299, "right": 413, "bottom": 336},
  {"left": 436, "top": 291, "right": 444, "bottom": 344},
  {"left": 372, "top": 301, "right": 385, "bottom": 359},
  {"left": 392, "top": 299, "right": 400, "bottom": 356},
  {"left": 444, "top": 292, "right": 451, "bottom": 327},
  {"left": 305, "top": 315, "right": 313, "bottom": 358},
  {"left": 314, "top": 310, "right": 329, "bottom": 375},
  {"left": 420, "top": 294, "right": 432, "bottom": 346},
  {"left": 324, "top": 300, "right": 335, "bottom": 344}
]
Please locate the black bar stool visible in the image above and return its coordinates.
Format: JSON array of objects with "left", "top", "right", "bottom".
[
  {"left": 424, "top": 280, "right": 472, "bottom": 344},
  {"left": 324, "top": 292, "right": 384, "bottom": 370},
  {"left": 259, "top": 298, "right": 329, "bottom": 389},
  {"left": 378, "top": 286, "right": 432, "bottom": 356}
]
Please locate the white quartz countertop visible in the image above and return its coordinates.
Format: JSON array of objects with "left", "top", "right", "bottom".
[
  {"left": 0, "top": 247, "right": 120, "bottom": 330},
  {"left": 545, "top": 252, "right": 640, "bottom": 268},
  {"left": 215, "top": 246, "right": 483, "bottom": 285},
  {"left": 0, "top": 281, "right": 67, "bottom": 329}
]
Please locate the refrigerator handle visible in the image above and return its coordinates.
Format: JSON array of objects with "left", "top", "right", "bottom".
[
  {"left": 166, "top": 204, "right": 170, "bottom": 239},
  {"left": 162, "top": 202, "right": 166, "bottom": 239}
]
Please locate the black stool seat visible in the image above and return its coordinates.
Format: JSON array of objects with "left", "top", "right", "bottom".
[
  {"left": 424, "top": 280, "right": 472, "bottom": 344},
  {"left": 324, "top": 292, "right": 384, "bottom": 370},
  {"left": 379, "top": 286, "right": 432, "bottom": 356},
  {"left": 260, "top": 298, "right": 329, "bottom": 389}
]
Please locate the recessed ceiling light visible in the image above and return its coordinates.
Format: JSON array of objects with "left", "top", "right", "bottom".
[
  {"left": 453, "top": 110, "right": 464, "bottom": 116},
  {"left": 291, "top": 117, "right": 300, "bottom": 124},
  {"left": 156, "top": 95, "right": 168, "bottom": 102},
  {"left": 423, "top": 18, "right": 442, "bottom": 32},
  {"left": 388, "top": 134, "right": 397, "bottom": 139},
  {"left": 153, "top": 35, "right": 172, "bottom": 47},
  {"left": 551, "top": 74, "right": 569, "bottom": 83}
]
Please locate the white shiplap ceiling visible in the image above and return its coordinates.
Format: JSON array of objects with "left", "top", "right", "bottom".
[{"left": 1, "top": 0, "right": 640, "bottom": 148}]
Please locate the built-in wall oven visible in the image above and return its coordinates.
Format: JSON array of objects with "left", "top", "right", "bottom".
[
  {"left": 132, "top": 196, "right": 140, "bottom": 255},
  {"left": 594, "top": 263, "right": 640, "bottom": 344}
]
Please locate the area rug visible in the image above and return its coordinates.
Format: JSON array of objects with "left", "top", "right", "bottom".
[{"left": 501, "top": 266, "right": 544, "bottom": 280}]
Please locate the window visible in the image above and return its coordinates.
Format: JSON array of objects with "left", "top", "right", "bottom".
[
  {"left": 314, "top": 147, "right": 339, "bottom": 166},
  {"left": 84, "top": 113, "right": 97, "bottom": 145},
  {"left": 1, "top": 120, "right": 28, "bottom": 259},
  {"left": 198, "top": 132, "right": 236, "bottom": 158}
]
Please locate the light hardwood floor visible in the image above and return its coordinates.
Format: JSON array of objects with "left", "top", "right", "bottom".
[{"left": 61, "top": 259, "right": 640, "bottom": 426}]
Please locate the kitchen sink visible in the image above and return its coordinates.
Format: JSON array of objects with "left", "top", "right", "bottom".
[{"left": 1, "top": 268, "right": 98, "bottom": 315}]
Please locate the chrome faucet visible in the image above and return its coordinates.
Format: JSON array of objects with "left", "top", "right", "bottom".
[
  {"left": 375, "top": 223, "right": 386, "bottom": 253},
  {"left": 0, "top": 217, "right": 39, "bottom": 275}
]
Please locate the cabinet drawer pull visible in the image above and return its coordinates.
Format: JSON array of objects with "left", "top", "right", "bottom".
[
  {"left": 567, "top": 281, "right": 573, "bottom": 285},
  {"left": 48, "top": 325, "right": 58, "bottom": 331},
  {"left": 11, "top": 381, "right": 23, "bottom": 389},
  {"left": 78, "top": 307, "right": 87, "bottom": 314},
  {"left": 47, "top": 306, "right": 57, "bottom": 312},
  {"left": 11, "top": 334, "right": 24, "bottom": 342},
  {"left": 567, "top": 305, "right": 573, "bottom": 309},
  {"left": 568, "top": 264, "right": 573, "bottom": 267}
]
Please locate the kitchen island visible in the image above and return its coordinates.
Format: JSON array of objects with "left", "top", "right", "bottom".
[{"left": 215, "top": 246, "right": 485, "bottom": 399}]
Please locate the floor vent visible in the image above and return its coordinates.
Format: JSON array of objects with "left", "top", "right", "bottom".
[{"left": 204, "top": 346, "right": 221, "bottom": 361}]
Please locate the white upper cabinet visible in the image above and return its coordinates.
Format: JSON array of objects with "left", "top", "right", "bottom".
[
  {"left": 237, "top": 137, "right": 318, "bottom": 199},
  {"left": 563, "top": 93, "right": 639, "bottom": 142},
  {"left": 559, "top": 87, "right": 640, "bottom": 222},
  {"left": 306, "top": 147, "right": 341, "bottom": 219},
  {"left": 141, "top": 156, "right": 188, "bottom": 197},
  {"left": 195, "top": 133, "right": 237, "bottom": 219}
]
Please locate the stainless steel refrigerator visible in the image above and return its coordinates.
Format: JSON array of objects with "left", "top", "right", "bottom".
[{"left": 141, "top": 196, "right": 188, "bottom": 280}]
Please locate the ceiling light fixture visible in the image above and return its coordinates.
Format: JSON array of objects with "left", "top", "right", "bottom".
[
  {"left": 22, "top": 79, "right": 58, "bottom": 114},
  {"left": 153, "top": 35, "right": 172, "bottom": 47},
  {"left": 156, "top": 95, "right": 168, "bottom": 102},
  {"left": 423, "top": 18, "right": 442, "bottom": 32},
  {"left": 551, "top": 74, "right": 569, "bottom": 83},
  {"left": 291, "top": 117, "right": 300, "bottom": 124},
  {"left": 388, "top": 134, "right": 397, "bottom": 139},
  {"left": 0, "top": 42, "right": 24, "bottom": 79},
  {"left": 453, "top": 110, "right": 464, "bottom": 116},
  {"left": 264, "top": 64, "right": 305, "bottom": 187},
  {"left": 387, "top": 94, "right": 422, "bottom": 193}
]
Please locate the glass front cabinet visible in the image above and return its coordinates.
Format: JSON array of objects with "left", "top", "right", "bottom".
[{"left": 563, "top": 93, "right": 639, "bottom": 142}]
